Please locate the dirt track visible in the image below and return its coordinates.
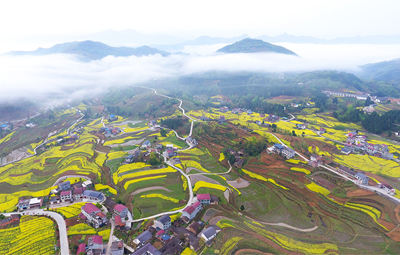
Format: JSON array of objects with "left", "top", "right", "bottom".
[{"left": 131, "top": 186, "right": 172, "bottom": 196}]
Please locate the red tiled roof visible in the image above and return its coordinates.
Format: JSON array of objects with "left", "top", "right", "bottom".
[
  {"left": 78, "top": 213, "right": 87, "bottom": 220},
  {"left": 183, "top": 205, "right": 195, "bottom": 214},
  {"left": 60, "top": 190, "right": 71, "bottom": 196},
  {"left": 156, "top": 230, "right": 164, "bottom": 236},
  {"left": 82, "top": 203, "right": 99, "bottom": 214},
  {"left": 77, "top": 243, "right": 86, "bottom": 255},
  {"left": 74, "top": 187, "right": 84, "bottom": 195},
  {"left": 92, "top": 235, "right": 103, "bottom": 244},
  {"left": 193, "top": 201, "right": 201, "bottom": 208},
  {"left": 96, "top": 212, "right": 106, "bottom": 218},
  {"left": 197, "top": 194, "right": 210, "bottom": 200},
  {"left": 114, "top": 204, "right": 127, "bottom": 212},
  {"left": 114, "top": 215, "right": 122, "bottom": 225}
]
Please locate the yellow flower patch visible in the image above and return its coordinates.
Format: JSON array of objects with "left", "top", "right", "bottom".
[
  {"left": 306, "top": 182, "right": 330, "bottom": 196},
  {"left": 242, "top": 169, "right": 288, "bottom": 190},
  {"left": 290, "top": 167, "right": 311, "bottom": 175},
  {"left": 193, "top": 181, "right": 227, "bottom": 192},
  {"left": 95, "top": 184, "right": 117, "bottom": 195}
]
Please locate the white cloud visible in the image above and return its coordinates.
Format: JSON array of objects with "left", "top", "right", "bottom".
[{"left": 0, "top": 44, "right": 399, "bottom": 102}]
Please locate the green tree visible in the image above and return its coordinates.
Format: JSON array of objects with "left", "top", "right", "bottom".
[
  {"left": 149, "top": 152, "right": 159, "bottom": 165},
  {"left": 240, "top": 205, "right": 245, "bottom": 211}
]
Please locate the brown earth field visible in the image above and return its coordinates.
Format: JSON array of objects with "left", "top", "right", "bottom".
[{"left": 347, "top": 188, "right": 375, "bottom": 197}]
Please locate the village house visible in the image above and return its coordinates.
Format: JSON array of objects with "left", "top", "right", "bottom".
[
  {"left": 154, "top": 215, "right": 171, "bottom": 231},
  {"left": 200, "top": 226, "right": 221, "bottom": 246},
  {"left": 141, "top": 140, "right": 151, "bottom": 149},
  {"left": 49, "top": 196, "right": 60, "bottom": 205},
  {"left": 110, "top": 240, "right": 124, "bottom": 255},
  {"left": 109, "top": 114, "right": 118, "bottom": 122},
  {"left": 197, "top": 194, "right": 211, "bottom": 205},
  {"left": 186, "top": 136, "right": 198, "bottom": 147},
  {"left": 379, "top": 183, "right": 395, "bottom": 195},
  {"left": 114, "top": 215, "right": 126, "bottom": 230},
  {"left": 80, "top": 203, "right": 108, "bottom": 228},
  {"left": 125, "top": 154, "right": 134, "bottom": 163},
  {"left": 337, "top": 166, "right": 356, "bottom": 178},
  {"left": 181, "top": 201, "right": 202, "bottom": 221},
  {"left": 87, "top": 235, "right": 103, "bottom": 255},
  {"left": 297, "top": 124, "right": 306, "bottom": 129},
  {"left": 18, "top": 199, "right": 30, "bottom": 210},
  {"left": 113, "top": 204, "right": 129, "bottom": 218},
  {"left": 59, "top": 181, "right": 71, "bottom": 191},
  {"left": 0, "top": 214, "right": 20, "bottom": 227},
  {"left": 355, "top": 172, "right": 369, "bottom": 185},
  {"left": 187, "top": 221, "right": 202, "bottom": 235},
  {"left": 219, "top": 106, "right": 229, "bottom": 113},
  {"left": 82, "top": 180, "right": 93, "bottom": 188},
  {"left": 83, "top": 190, "right": 104, "bottom": 202},
  {"left": 273, "top": 143, "right": 295, "bottom": 159},
  {"left": 29, "top": 197, "right": 43, "bottom": 209},
  {"left": 133, "top": 230, "right": 153, "bottom": 246},
  {"left": 131, "top": 243, "right": 161, "bottom": 255},
  {"left": 74, "top": 187, "right": 86, "bottom": 201},
  {"left": 76, "top": 243, "right": 86, "bottom": 255},
  {"left": 60, "top": 190, "right": 72, "bottom": 202}
]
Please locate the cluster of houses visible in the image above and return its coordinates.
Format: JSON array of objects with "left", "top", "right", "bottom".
[
  {"left": 322, "top": 90, "right": 368, "bottom": 100},
  {"left": 149, "top": 120, "right": 161, "bottom": 131},
  {"left": 225, "top": 148, "right": 245, "bottom": 168},
  {"left": 100, "top": 127, "right": 122, "bottom": 138},
  {"left": 76, "top": 235, "right": 124, "bottom": 255},
  {"left": 268, "top": 143, "right": 295, "bottom": 159},
  {"left": 17, "top": 180, "right": 100, "bottom": 211},
  {"left": 336, "top": 165, "right": 396, "bottom": 195},
  {"left": 342, "top": 131, "right": 394, "bottom": 160},
  {"left": 104, "top": 198, "right": 132, "bottom": 230},
  {"left": 130, "top": 194, "right": 220, "bottom": 254},
  {"left": 322, "top": 90, "right": 390, "bottom": 104},
  {"left": 79, "top": 198, "right": 131, "bottom": 230},
  {"left": 48, "top": 180, "right": 105, "bottom": 205}
]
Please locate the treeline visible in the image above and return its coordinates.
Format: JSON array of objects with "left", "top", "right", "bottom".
[
  {"left": 243, "top": 136, "right": 267, "bottom": 156},
  {"left": 333, "top": 106, "right": 400, "bottom": 133},
  {"left": 160, "top": 118, "right": 186, "bottom": 130}
]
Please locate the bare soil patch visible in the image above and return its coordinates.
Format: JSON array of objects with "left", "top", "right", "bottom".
[
  {"left": 235, "top": 249, "right": 274, "bottom": 255},
  {"left": 347, "top": 188, "right": 375, "bottom": 197},
  {"left": 227, "top": 178, "right": 250, "bottom": 189},
  {"left": 209, "top": 216, "right": 237, "bottom": 225},
  {"left": 131, "top": 186, "right": 172, "bottom": 196}
]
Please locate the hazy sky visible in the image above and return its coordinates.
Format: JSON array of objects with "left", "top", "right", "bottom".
[{"left": 1, "top": 0, "right": 399, "bottom": 40}]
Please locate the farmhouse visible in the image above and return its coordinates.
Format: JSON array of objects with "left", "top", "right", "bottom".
[
  {"left": 49, "top": 196, "right": 60, "bottom": 205},
  {"left": 181, "top": 201, "right": 202, "bottom": 220},
  {"left": 355, "top": 172, "right": 369, "bottom": 185},
  {"left": 200, "top": 226, "right": 221, "bottom": 246},
  {"left": 133, "top": 230, "right": 153, "bottom": 245},
  {"left": 74, "top": 187, "right": 86, "bottom": 201},
  {"left": 197, "top": 194, "right": 211, "bottom": 205},
  {"left": 141, "top": 140, "right": 151, "bottom": 149},
  {"left": 0, "top": 214, "right": 20, "bottom": 227},
  {"left": 113, "top": 204, "right": 129, "bottom": 218},
  {"left": 337, "top": 166, "right": 356, "bottom": 178},
  {"left": 59, "top": 181, "right": 71, "bottom": 191},
  {"left": 109, "top": 114, "right": 118, "bottom": 122},
  {"left": 110, "top": 240, "right": 124, "bottom": 255},
  {"left": 379, "top": 183, "right": 395, "bottom": 195},
  {"left": 154, "top": 215, "right": 171, "bottom": 231},
  {"left": 81, "top": 203, "right": 108, "bottom": 228},
  {"left": 60, "top": 190, "right": 72, "bottom": 202},
  {"left": 83, "top": 190, "right": 104, "bottom": 201},
  {"left": 131, "top": 243, "right": 161, "bottom": 255},
  {"left": 87, "top": 235, "right": 103, "bottom": 255}
]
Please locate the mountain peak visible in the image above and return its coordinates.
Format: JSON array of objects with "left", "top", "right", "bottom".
[{"left": 216, "top": 38, "right": 297, "bottom": 55}]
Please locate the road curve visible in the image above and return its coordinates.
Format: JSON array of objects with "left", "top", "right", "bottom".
[
  {"left": 127, "top": 161, "right": 194, "bottom": 223},
  {"left": 4, "top": 209, "right": 69, "bottom": 255}
]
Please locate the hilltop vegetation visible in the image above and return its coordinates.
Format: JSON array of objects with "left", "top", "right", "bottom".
[
  {"left": 216, "top": 38, "right": 297, "bottom": 55},
  {"left": 5, "top": 40, "right": 170, "bottom": 60}
]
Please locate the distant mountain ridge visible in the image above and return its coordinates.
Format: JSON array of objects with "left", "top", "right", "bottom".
[
  {"left": 216, "top": 38, "right": 297, "bottom": 55},
  {"left": 359, "top": 58, "right": 400, "bottom": 83},
  {"left": 5, "top": 40, "right": 170, "bottom": 60}
]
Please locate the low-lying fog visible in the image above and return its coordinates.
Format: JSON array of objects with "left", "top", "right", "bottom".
[{"left": 1, "top": 43, "right": 400, "bottom": 102}]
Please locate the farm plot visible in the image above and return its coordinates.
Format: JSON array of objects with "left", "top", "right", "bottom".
[{"left": 0, "top": 216, "right": 56, "bottom": 255}]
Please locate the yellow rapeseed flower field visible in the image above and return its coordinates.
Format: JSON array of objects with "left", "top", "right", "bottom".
[
  {"left": 193, "top": 181, "right": 227, "bottom": 192},
  {"left": 306, "top": 182, "right": 330, "bottom": 196}
]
